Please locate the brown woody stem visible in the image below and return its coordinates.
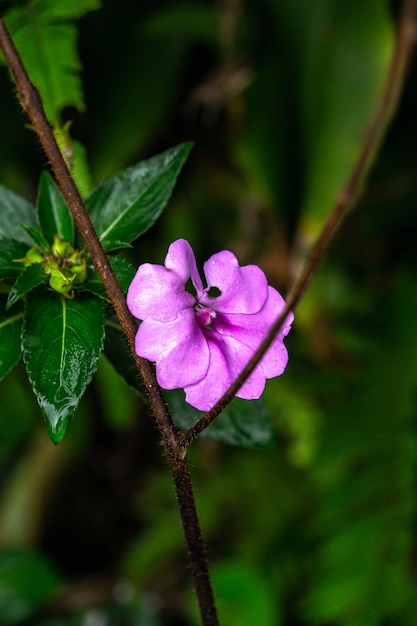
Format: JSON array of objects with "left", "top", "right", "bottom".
[{"left": 0, "top": 17, "right": 218, "bottom": 626}]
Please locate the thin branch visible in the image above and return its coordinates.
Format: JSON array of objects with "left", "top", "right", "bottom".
[
  {"left": 0, "top": 17, "right": 218, "bottom": 626},
  {"left": 180, "top": 0, "right": 417, "bottom": 449}
]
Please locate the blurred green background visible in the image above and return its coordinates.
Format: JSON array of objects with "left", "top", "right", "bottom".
[{"left": 1, "top": 0, "right": 417, "bottom": 624}]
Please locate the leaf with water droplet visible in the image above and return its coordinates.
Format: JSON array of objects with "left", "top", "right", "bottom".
[{"left": 22, "top": 289, "right": 105, "bottom": 443}]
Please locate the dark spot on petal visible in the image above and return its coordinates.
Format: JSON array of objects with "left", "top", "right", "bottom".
[{"left": 207, "top": 286, "right": 221, "bottom": 298}]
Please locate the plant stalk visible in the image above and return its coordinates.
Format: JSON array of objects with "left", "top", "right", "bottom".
[{"left": 0, "top": 16, "right": 218, "bottom": 625}]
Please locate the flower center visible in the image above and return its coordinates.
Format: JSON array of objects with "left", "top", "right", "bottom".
[{"left": 195, "top": 304, "right": 217, "bottom": 328}]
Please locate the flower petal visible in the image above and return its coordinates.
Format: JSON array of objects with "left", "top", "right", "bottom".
[
  {"left": 200, "top": 250, "right": 268, "bottom": 314},
  {"left": 127, "top": 263, "right": 194, "bottom": 322},
  {"left": 214, "top": 286, "right": 294, "bottom": 378},
  {"left": 184, "top": 332, "right": 267, "bottom": 411},
  {"left": 165, "top": 239, "right": 204, "bottom": 296},
  {"left": 135, "top": 308, "right": 210, "bottom": 389}
]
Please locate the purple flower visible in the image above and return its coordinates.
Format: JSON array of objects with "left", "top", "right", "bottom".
[{"left": 127, "top": 239, "right": 293, "bottom": 411}]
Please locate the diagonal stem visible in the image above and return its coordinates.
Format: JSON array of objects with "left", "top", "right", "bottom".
[
  {"left": 180, "top": 0, "right": 417, "bottom": 450},
  {"left": 0, "top": 16, "right": 218, "bottom": 626}
]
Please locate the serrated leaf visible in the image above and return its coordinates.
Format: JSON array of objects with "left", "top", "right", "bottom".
[
  {"left": 0, "top": 296, "right": 23, "bottom": 381},
  {"left": 7, "top": 264, "right": 47, "bottom": 310},
  {"left": 0, "top": 185, "right": 37, "bottom": 245},
  {"left": 85, "top": 143, "right": 192, "bottom": 251},
  {"left": 165, "top": 389, "right": 275, "bottom": 449},
  {"left": 23, "top": 289, "right": 105, "bottom": 443},
  {"left": 0, "top": 547, "right": 59, "bottom": 625},
  {"left": 3, "top": 0, "right": 100, "bottom": 122},
  {"left": 36, "top": 171, "right": 74, "bottom": 244},
  {"left": 84, "top": 256, "right": 136, "bottom": 299},
  {"left": 0, "top": 239, "right": 29, "bottom": 279},
  {"left": 20, "top": 225, "right": 50, "bottom": 251}
]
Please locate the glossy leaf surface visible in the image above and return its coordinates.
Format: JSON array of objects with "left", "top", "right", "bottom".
[
  {"left": 36, "top": 171, "right": 74, "bottom": 244},
  {"left": 85, "top": 143, "right": 192, "bottom": 251},
  {"left": 0, "top": 185, "right": 37, "bottom": 245},
  {"left": 0, "top": 296, "right": 23, "bottom": 381},
  {"left": 23, "top": 290, "right": 105, "bottom": 443},
  {"left": 7, "top": 264, "right": 47, "bottom": 309},
  {"left": 0, "top": 239, "right": 29, "bottom": 279},
  {"left": 165, "top": 389, "right": 274, "bottom": 448}
]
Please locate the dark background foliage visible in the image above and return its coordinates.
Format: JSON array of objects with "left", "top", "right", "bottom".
[{"left": 0, "top": 0, "right": 417, "bottom": 624}]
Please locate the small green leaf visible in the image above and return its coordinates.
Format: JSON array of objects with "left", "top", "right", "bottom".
[
  {"left": 84, "top": 256, "right": 136, "bottom": 299},
  {"left": 165, "top": 389, "right": 275, "bottom": 449},
  {"left": 7, "top": 264, "right": 47, "bottom": 310},
  {"left": 0, "top": 547, "right": 59, "bottom": 624},
  {"left": 0, "top": 185, "right": 37, "bottom": 245},
  {"left": 104, "top": 313, "right": 146, "bottom": 398},
  {"left": 0, "top": 296, "right": 23, "bottom": 381},
  {"left": 20, "top": 225, "right": 50, "bottom": 251},
  {"left": 23, "top": 289, "right": 105, "bottom": 443},
  {"left": 85, "top": 143, "right": 192, "bottom": 251},
  {"left": 0, "top": 239, "right": 29, "bottom": 279},
  {"left": 36, "top": 171, "right": 74, "bottom": 245}
]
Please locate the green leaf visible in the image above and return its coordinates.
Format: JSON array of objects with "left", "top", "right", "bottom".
[
  {"left": 0, "top": 239, "right": 29, "bottom": 279},
  {"left": 0, "top": 185, "right": 37, "bottom": 245},
  {"left": 23, "top": 289, "right": 105, "bottom": 443},
  {"left": 3, "top": 0, "right": 101, "bottom": 122},
  {"left": 20, "top": 225, "right": 50, "bottom": 251},
  {"left": 0, "top": 296, "right": 23, "bottom": 381},
  {"left": 83, "top": 256, "right": 136, "bottom": 299},
  {"left": 36, "top": 171, "right": 74, "bottom": 244},
  {"left": 165, "top": 389, "right": 275, "bottom": 449},
  {"left": 85, "top": 143, "right": 192, "bottom": 251},
  {"left": 103, "top": 313, "right": 146, "bottom": 398},
  {"left": 7, "top": 264, "right": 47, "bottom": 310},
  {"left": 0, "top": 547, "right": 59, "bottom": 624}
]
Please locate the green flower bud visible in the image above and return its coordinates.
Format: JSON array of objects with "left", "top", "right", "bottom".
[{"left": 49, "top": 266, "right": 76, "bottom": 294}]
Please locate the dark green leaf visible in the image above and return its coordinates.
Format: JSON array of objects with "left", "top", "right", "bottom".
[
  {"left": 20, "top": 225, "right": 50, "bottom": 251},
  {"left": 104, "top": 313, "right": 146, "bottom": 398},
  {"left": 23, "top": 290, "right": 105, "bottom": 443},
  {"left": 0, "top": 239, "right": 29, "bottom": 279},
  {"left": 165, "top": 389, "right": 275, "bottom": 449},
  {"left": 3, "top": 0, "right": 100, "bottom": 122},
  {"left": 85, "top": 143, "right": 192, "bottom": 251},
  {"left": 0, "top": 296, "right": 23, "bottom": 381},
  {"left": 0, "top": 185, "right": 37, "bottom": 245},
  {"left": 84, "top": 256, "right": 136, "bottom": 299},
  {"left": 7, "top": 264, "right": 47, "bottom": 310},
  {"left": 0, "top": 547, "right": 59, "bottom": 624},
  {"left": 36, "top": 171, "right": 74, "bottom": 245}
]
